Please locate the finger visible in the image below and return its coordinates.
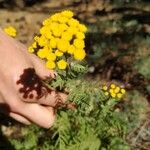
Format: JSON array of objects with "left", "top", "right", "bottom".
[
  {"left": 20, "top": 89, "right": 58, "bottom": 106},
  {"left": 0, "top": 93, "right": 31, "bottom": 125},
  {"left": 14, "top": 68, "right": 66, "bottom": 107},
  {"left": 19, "top": 103, "right": 55, "bottom": 128},
  {"left": 1, "top": 92, "right": 55, "bottom": 128},
  {"left": 46, "top": 106, "right": 57, "bottom": 115},
  {"left": 9, "top": 112, "right": 31, "bottom": 125},
  {"left": 17, "top": 82, "right": 55, "bottom": 104},
  {"left": 30, "top": 54, "right": 57, "bottom": 79},
  {"left": 38, "top": 91, "right": 68, "bottom": 107}
]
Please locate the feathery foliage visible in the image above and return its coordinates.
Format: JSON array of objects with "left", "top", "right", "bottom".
[{"left": 9, "top": 78, "right": 140, "bottom": 150}]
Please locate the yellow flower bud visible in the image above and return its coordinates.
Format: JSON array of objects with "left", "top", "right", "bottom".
[
  {"left": 34, "top": 36, "right": 39, "bottom": 41},
  {"left": 110, "top": 84, "right": 116, "bottom": 89},
  {"left": 102, "top": 86, "right": 108, "bottom": 91},
  {"left": 121, "top": 88, "right": 126, "bottom": 94},
  {"left": 32, "top": 42, "right": 37, "bottom": 48},
  {"left": 104, "top": 92, "right": 109, "bottom": 96},
  {"left": 57, "top": 59, "right": 67, "bottom": 70},
  {"left": 43, "top": 18, "right": 51, "bottom": 26}
]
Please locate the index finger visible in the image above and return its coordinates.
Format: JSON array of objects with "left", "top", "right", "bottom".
[{"left": 15, "top": 67, "right": 67, "bottom": 106}]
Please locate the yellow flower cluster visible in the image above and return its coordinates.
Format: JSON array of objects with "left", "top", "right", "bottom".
[
  {"left": 28, "top": 10, "right": 87, "bottom": 70},
  {"left": 102, "top": 83, "right": 126, "bottom": 99},
  {"left": 4, "top": 26, "right": 17, "bottom": 37}
]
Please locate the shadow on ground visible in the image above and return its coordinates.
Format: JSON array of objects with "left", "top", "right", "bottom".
[
  {"left": 0, "top": 104, "right": 16, "bottom": 150},
  {"left": 0, "top": 129, "right": 15, "bottom": 150}
]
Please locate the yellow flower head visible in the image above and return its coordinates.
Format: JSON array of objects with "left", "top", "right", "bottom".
[
  {"left": 102, "top": 83, "right": 126, "bottom": 99},
  {"left": 67, "top": 27, "right": 78, "bottom": 34},
  {"left": 67, "top": 45, "right": 75, "bottom": 54},
  {"left": 57, "top": 39, "right": 70, "bottom": 52},
  {"left": 59, "top": 24, "right": 68, "bottom": 32},
  {"left": 28, "top": 46, "right": 34, "bottom": 53},
  {"left": 40, "top": 27, "right": 53, "bottom": 39},
  {"left": 46, "top": 60, "right": 56, "bottom": 69},
  {"left": 28, "top": 10, "right": 87, "bottom": 70},
  {"left": 110, "top": 84, "right": 116, "bottom": 89},
  {"left": 46, "top": 53, "right": 56, "bottom": 61},
  {"left": 57, "top": 59, "right": 67, "bottom": 70},
  {"left": 61, "top": 31, "right": 73, "bottom": 41},
  {"left": 61, "top": 10, "right": 74, "bottom": 18},
  {"left": 121, "top": 88, "right": 126, "bottom": 94},
  {"left": 74, "top": 49, "right": 86, "bottom": 60},
  {"left": 117, "top": 93, "right": 123, "bottom": 99},
  {"left": 110, "top": 92, "right": 116, "bottom": 98},
  {"left": 76, "top": 32, "right": 85, "bottom": 39},
  {"left": 68, "top": 18, "right": 79, "bottom": 27},
  {"left": 58, "top": 16, "right": 68, "bottom": 24},
  {"left": 51, "top": 13, "right": 61, "bottom": 22},
  {"left": 55, "top": 50, "right": 63, "bottom": 57},
  {"left": 73, "top": 39, "right": 85, "bottom": 49},
  {"left": 49, "top": 22, "right": 59, "bottom": 30},
  {"left": 43, "top": 18, "right": 51, "bottom": 26},
  {"left": 114, "top": 86, "right": 120, "bottom": 94},
  {"left": 78, "top": 24, "right": 87, "bottom": 32},
  {"left": 4, "top": 26, "right": 17, "bottom": 37},
  {"left": 49, "top": 38, "right": 57, "bottom": 48},
  {"left": 40, "top": 26, "right": 49, "bottom": 35},
  {"left": 52, "top": 28, "right": 62, "bottom": 37},
  {"left": 109, "top": 89, "right": 114, "bottom": 93},
  {"left": 37, "top": 48, "right": 49, "bottom": 59},
  {"left": 37, "top": 36, "right": 48, "bottom": 47}
]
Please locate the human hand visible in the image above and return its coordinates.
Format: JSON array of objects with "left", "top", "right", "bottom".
[{"left": 0, "top": 28, "right": 67, "bottom": 128}]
